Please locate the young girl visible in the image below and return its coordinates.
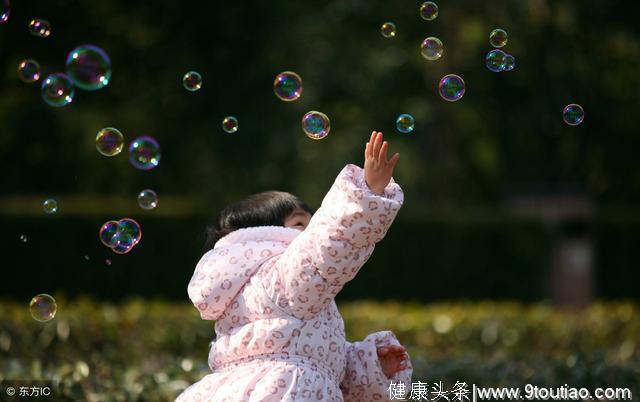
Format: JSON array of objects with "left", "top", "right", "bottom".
[{"left": 176, "top": 131, "right": 412, "bottom": 402}]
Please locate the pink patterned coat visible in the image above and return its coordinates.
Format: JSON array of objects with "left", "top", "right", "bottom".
[{"left": 176, "top": 164, "right": 412, "bottom": 402}]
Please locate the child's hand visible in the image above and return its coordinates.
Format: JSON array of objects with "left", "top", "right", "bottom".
[
  {"left": 377, "top": 344, "right": 409, "bottom": 379},
  {"left": 364, "top": 131, "right": 400, "bottom": 195}
]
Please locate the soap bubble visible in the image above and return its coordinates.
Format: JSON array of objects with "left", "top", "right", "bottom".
[
  {"left": 420, "top": 37, "right": 443, "bottom": 61},
  {"left": 302, "top": 111, "right": 330, "bottom": 140},
  {"left": 65, "top": 45, "right": 112, "bottom": 90},
  {"left": 129, "top": 136, "right": 161, "bottom": 170},
  {"left": 18, "top": 59, "right": 41, "bottom": 83},
  {"left": 29, "top": 18, "right": 51, "bottom": 37},
  {"left": 222, "top": 116, "right": 239, "bottom": 133},
  {"left": 138, "top": 189, "right": 158, "bottom": 210},
  {"left": 489, "top": 29, "right": 508, "bottom": 48},
  {"left": 20, "top": 234, "right": 27, "bottom": 243},
  {"left": 43, "top": 199, "right": 58, "bottom": 214},
  {"left": 96, "top": 127, "right": 124, "bottom": 156},
  {"left": 420, "top": 2, "right": 438, "bottom": 21},
  {"left": 117, "top": 218, "right": 142, "bottom": 246},
  {"left": 41, "top": 73, "right": 74, "bottom": 107},
  {"left": 563, "top": 104, "right": 584, "bottom": 126},
  {"left": 1, "top": 0, "right": 9, "bottom": 24},
  {"left": 109, "top": 231, "right": 135, "bottom": 254},
  {"left": 105, "top": 259, "right": 112, "bottom": 266},
  {"left": 99, "top": 221, "right": 119, "bottom": 247},
  {"left": 438, "top": 74, "right": 465, "bottom": 102},
  {"left": 29, "top": 294, "right": 57, "bottom": 322},
  {"left": 380, "top": 22, "right": 396, "bottom": 38},
  {"left": 503, "top": 53, "right": 516, "bottom": 71},
  {"left": 183, "top": 71, "right": 202, "bottom": 91},
  {"left": 486, "top": 49, "right": 507, "bottom": 72},
  {"left": 274, "top": 71, "right": 303, "bottom": 101},
  {"left": 396, "top": 114, "right": 415, "bottom": 133}
]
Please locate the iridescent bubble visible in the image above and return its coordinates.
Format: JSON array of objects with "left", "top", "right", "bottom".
[
  {"left": 302, "top": 111, "right": 330, "bottom": 140},
  {"left": 183, "top": 71, "right": 202, "bottom": 91},
  {"left": 138, "top": 189, "right": 158, "bottom": 210},
  {"left": 420, "top": 37, "right": 443, "bottom": 61},
  {"left": 380, "top": 22, "right": 396, "bottom": 38},
  {"left": 99, "top": 221, "right": 119, "bottom": 247},
  {"left": 41, "top": 73, "right": 74, "bottom": 107},
  {"left": 43, "top": 199, "right": 58, "bottom": 214},
  {"left": 20, "top": 234, "right": 27, "bottom": 243},
  {"left": 65, "top": 45, "right": 112, "bottom": 90},
  {"left": 503, "top": 53, "right": 516, "bottom": 71},
  {"left": 489, "top": 29, "right": 508, "bottom": 48},
  {"left": 29, "top": 294, "right": 57, "bottom": 322},
  {"left": 29, "top": 18, "right": 51, "bottom": 37},
  {"left": 396, "top": 114, "right": 415, "bottom": 133},
  {"left": 129, "top": 136, "right": 161, "bottom": 170},
  {"left": 222, "top": 116, "right": 239, "bottom": 133},
  {"left": 18, "top": 59, "right": 41, "bottom": 83},
  {"left": 109, "top": 231, "right": 135, "bottom": 254},
  {"left": 438, "top": 74, "right": 466, "bottom": 102},
  {"left": 486, "top": 49, "right": 507, "bottom": 72},
  {"left": 117, "top": 218, "right": 142, "bottom": 246},
  {"left": 96, "top": 127, "right": 124, "bottom": 157},
  {"left": 1, "top": 0, "right": 10, "bottom": 24},
  {"left": 273, "top": 71, "right": 303, "bottom": 101},
  {"left": 563, "top": 104, "right": 584, "bottom": 126},
  {"left": 420, "top": 1, "right": 438, "bottom": 21}
]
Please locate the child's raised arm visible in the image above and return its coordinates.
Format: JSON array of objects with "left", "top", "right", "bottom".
[{"left": 260, "top": 131, "right": 403, "bottom": 319}]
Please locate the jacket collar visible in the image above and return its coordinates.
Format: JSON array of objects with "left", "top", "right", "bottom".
[{"left": 213, "top": 225, "right": 302, "bottom": 249}]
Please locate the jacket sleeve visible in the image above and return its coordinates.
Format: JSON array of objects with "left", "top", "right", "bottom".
[
  {"left": 340, "top": 330, "right": 413, "bottom": 402},
  {"left": 260, "top": 164, "right": 404, "bottom": 319}
]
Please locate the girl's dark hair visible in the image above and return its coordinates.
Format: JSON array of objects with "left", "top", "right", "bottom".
[{"left": 203, "top": 191, "right": 314, "bottom": 252}]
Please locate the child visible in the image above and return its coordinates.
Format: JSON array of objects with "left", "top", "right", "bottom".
[{"left": 176, "top": 131, "right": 412, "bottom": 401}]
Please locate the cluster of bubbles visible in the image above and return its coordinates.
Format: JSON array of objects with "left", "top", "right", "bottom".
[
  {"left": 563, "top": 104, "right": 585, "bottom": 126},
  {"left": 129, "top": 136, "right": 161, "bottom": 170},
  {"left": 43, "top": 198, "right": 58, "bottom": 214},
  {"left": 96, "top": 127, "right": 124, "bottom": 156},
  {"left": 99, "top": 219, "right": 142, "bottom": 254},
  {"left": 183, "top": 71, "right": 202, "bottom": 91},
  {"left": 18, "top": 59, "right": 41, "bottom": 82},
  {"left": 29, "top": 294, "right": 57, "bottom": 322},
  {"left": 222, "top": 116, "right": 239, "bottom": 133},
  {"left": 138, "top": 189, "right": 158, "bottom": 210},
  {"left": 485, "top": 29, "right": 515, "bottom": 73},
  {"left": 302, "top": 111, "right": 330, "bottom": 140},
  {"left": 29, "top": 18, "right": 50, "bottom": 37},
  {"left": 396, "top": 114, "right": 415, "bottom": 133}
]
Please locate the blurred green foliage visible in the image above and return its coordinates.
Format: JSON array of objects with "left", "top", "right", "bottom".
[{"left": 1, "top": 299, "right": 638, "bottom": 401}]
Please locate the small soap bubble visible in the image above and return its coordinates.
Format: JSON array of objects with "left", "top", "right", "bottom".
[
  {"left": 1, "top": 0, "right": 10, "bottom": 24},
  {"left": 396, "top": 114, "right": 415, "bottom": 133},
  {"left": 99, "top": 221, "right": 119, "bottom": 247},
  {"left": 18, "top": 59, "right": 41, "bottom": 83},
  {"left": 380, "top": 22, "right": 396, "bottom": 38},
  {"left": 486, "top": 49, "right": 507, "bottom": 72},
  {"left": 420, "top": 37, "right": 443, "bottom": 61},
  {"left": 129, "top": 136, "right": 161, "bottom": 170},
  {"left": 302, "top": 111, "right": 330, "bottom": 140},
  {"left": 83, "top": 255, "right": 90, "bottom": 261},
  {"left": 438, "top": 74, "right": 465, "bottom": 102},
  {"left": 117, "top": 218, "right": 142, "bottom": 246},
  {"left": 274, "top": 71, "right": 303, "bottom": 101},
  {"left": 489, "top": 29, "right": 508, "bottom": 48},
  {"left": 96, "top": 127, "right": 124, "bottom": 156},
  {"left": 137, "top": 189, "right": 158, "bottom": 210},
  {"left": 29, "top": 294, "right": 57, "bottom": 322},
  {"left": 222, "top": 116, "right": 239, "bottom": 133},
  {"left": 503, "top": 53, "right": 516, "bottom": 71},
  {"left": 183, "top": 71, "right": 202, "bottom": 91},
  {"left": 20, "top": 234, "right": 27, "bottom": 243},
  {"left": 29, "top": 18, "right": 51, "bottom": 37},
  {"left": 563, "top": 104, "right": 584, "bottom": 126},
  {"left": 105, "top": 258, "right": 112, "bottom": 266},
  {"left": 41, "top": 73, "right": 74, "bottom": 107},
  {"left": 43, "top": 199, "right": 58, "bottom": 214},
  {"left": 420, "top": 2, "right": 438, "bottom": 21},
  {"left": 66, "top": 45, "right": 111, "bottom": 90}
]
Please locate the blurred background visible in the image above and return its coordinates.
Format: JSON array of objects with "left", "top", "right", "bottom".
[{"left": 0, "top": 0, "right": 638, "bottom": 400}]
